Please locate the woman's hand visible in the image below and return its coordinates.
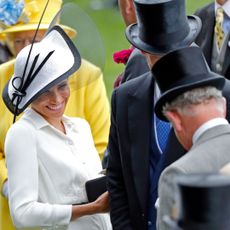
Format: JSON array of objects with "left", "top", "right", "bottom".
[
  {"left": 93, "top": 191, "right": 110, "bottom": 213},
  {"left": 71, "top": 191, "right": 110, "bottom": 220}
]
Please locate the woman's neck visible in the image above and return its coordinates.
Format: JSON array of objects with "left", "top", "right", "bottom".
[{"left": 45, "top": 117, "right": 66, "bottom": 134}]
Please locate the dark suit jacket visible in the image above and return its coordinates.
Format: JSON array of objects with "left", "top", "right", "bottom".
[
  {"left": 195, "top": 3, "right": 230, "bottom": 79},
  {"left": 121, "top": 48, "right": 149, "bottom": 83},
  {"left": 107, "top": 72, "right": 186, "bottom": 230},
  {"left": 107, "top": 70, "right": 230, "bottom": 229}
]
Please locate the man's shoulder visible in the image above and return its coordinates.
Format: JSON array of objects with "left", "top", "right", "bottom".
[
  {"left": 195, "top": 2, "right": 214, "bottom": 16},
  {"left": 115, "top": 71, "right": 152, "bottom": 97}
]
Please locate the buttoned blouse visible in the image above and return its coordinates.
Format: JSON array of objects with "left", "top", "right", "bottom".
[{"left": 5, "top": 108, "right": 111, "bottom": 230}]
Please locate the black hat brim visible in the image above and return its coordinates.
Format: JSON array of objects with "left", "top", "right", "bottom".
[
  {"left": 155, "top": 75, "right": 225, "bottom": 122},
  {"left": 126, "top": 15, "right": 202, "bottom": 55}
]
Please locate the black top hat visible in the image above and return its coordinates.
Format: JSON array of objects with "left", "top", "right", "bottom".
[
  {"left": 152, "top": 47, "right": 225, "bottom": 121},
  {"left": 172, "top": 174, "right": 230, "bottom": 230},
  {"left": 126, "top": 0, "right": 202, "bottom": 55}
]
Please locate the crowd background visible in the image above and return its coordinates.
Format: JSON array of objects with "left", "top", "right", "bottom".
[{"left": 63, "top": 0, "right": 212, "bottom": 99}]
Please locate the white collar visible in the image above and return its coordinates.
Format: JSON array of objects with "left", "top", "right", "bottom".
[
  {"left": 192, "top": 118, "right": 228, "bottom": 144},
  {"left": 215, "top": 1, "right": 230, "bottom": 18},
  {"left": 24, "top": 108, "right": 75, "bottom": 131},
  {"left": 154, "top": 82, "right": 161, "bottom": 105}
]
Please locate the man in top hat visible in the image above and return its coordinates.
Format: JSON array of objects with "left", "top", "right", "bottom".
[
  {"left": 153, "top": 46, "right": 230, "bottom": 230},
  {"left": 107, "top": 0, "right": 201, "bottom": 229},
  {"left": 195, "top": 0, "right": 230, "bottom": 79},
  {"left": 113, "top": 0, "right": 149, "bottom": 86},
  {"left": 102, "top": 0, "right": 149, "bottom": 167},
  {"left": 0, "top": 1, "right": 110, "bottom": 230}
]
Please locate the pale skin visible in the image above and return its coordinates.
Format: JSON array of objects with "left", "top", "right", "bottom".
[
  {"left": 31, "top": 80, "right": 109, "bottom": 220},
  {"left": 165, "top": 97, "right": 226, "bottom": 150}
]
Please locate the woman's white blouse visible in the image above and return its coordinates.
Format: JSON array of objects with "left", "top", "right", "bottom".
[{"left": 5, "top": 108, "right": 111, "bottom": 230}]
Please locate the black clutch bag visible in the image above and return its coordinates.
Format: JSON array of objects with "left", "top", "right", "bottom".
[{"left": 85, "top": 175, "right": 107, "bottom": 202}]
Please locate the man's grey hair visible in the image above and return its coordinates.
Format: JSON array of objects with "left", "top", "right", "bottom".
[{"left": 162, "top": 86, "right": 224, "bottom": 116}]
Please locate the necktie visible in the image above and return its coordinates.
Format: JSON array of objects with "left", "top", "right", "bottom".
[
  {"left": 156, "top": 116, "right": 171, "bottom": 152},
  {"left": 215, "top": 7, "right": 225, "bottom": 50}
]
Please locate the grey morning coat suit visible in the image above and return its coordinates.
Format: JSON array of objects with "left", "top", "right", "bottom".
[
  {"left": 195, "top": 2, "right": 230, "bottom": 79},
  {"left": 107, "top": 70, "right": 230, "bottom": 230},
  {"left": 157, "top": 124, "right": 230, "bottom": 230}
]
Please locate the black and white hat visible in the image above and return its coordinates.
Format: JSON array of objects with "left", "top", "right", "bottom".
[{"left": 2, "top": 25, "right": 81, "bottom": 117}]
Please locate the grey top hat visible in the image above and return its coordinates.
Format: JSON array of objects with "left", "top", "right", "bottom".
[
  {"left": 2, "top": 25, "right": 81, "bottom": 117},
  {"left": 126, "top": 0, "right": 202, "bottom": 54}
]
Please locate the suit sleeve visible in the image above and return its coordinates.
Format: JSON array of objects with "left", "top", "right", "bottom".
[
  {"left": 157, "top": 167, "right": 185, "bottom": 230},
  {"left": 107, "top": 90, "right": 132, "bottom": 230}
]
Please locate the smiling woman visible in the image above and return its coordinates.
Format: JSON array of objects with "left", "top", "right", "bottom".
[
  {"left": 31, "top": 80, "right": 70, "bottom": 133},
  {"left": 3, "top": 25, "right": 111, "bottom": 230}
]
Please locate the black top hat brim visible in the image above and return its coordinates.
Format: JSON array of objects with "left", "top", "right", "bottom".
[
  {"left": 155, "top": 74, "right": 225, "bottom": 122},
  {"left": 126, "top": 15, "right": 201, "bottom": 55}
]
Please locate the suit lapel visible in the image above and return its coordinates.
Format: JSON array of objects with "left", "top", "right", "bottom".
[
  {"left": 222, "top": 39, "right": 230, "bottom": 76},
  {"left": 149, "top": 129, "right": 186, "bottom": 194},
  {"left": 128, "top": 72, "right": 154, "bottom": 213},
  {"left": 196, "top": 3, "right": 215, "bottom": 66}
]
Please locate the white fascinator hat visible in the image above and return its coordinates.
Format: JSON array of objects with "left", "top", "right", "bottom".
[{"left": 2, "top": 25, "right": 81, "bottom": 120}]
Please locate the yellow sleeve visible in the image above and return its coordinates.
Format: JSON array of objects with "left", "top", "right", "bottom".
[
  {"left": 84, "top": 73, "right": 110, "bottom": 159},
  {"left": 0, "top": 153, "right": 7, "bottom": 194},
  {"left": 0, "top": 60, "right": 15, "bottom": 193}
]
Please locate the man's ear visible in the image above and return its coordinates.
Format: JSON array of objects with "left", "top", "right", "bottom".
[
  {"left": 126, "top": 0, "right": 135, "bottom": 15},
  {"left": 221, "top": 96, "right": 227, "bottom": 118},
  {"left": 165, "top": 110, "right": 183, "bottom": 132}
]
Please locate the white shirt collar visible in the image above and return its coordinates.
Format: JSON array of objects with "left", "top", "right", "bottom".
[
  {"left": 215, "top": 0, "right": 230, "bottom": 18},
  {"left": 24, "top": 108, "right": 75, "bottom": 131},
  {"left": 154, "top": 82, "right": 161, "bottom": 105},
  {"left": 192, "top": 118, "right": 228, "bottom": 144}
]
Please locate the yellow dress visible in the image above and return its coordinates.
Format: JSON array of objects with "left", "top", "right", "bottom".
[{"left": 0, "top": 59, "right": 110, "bottom": 230}]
